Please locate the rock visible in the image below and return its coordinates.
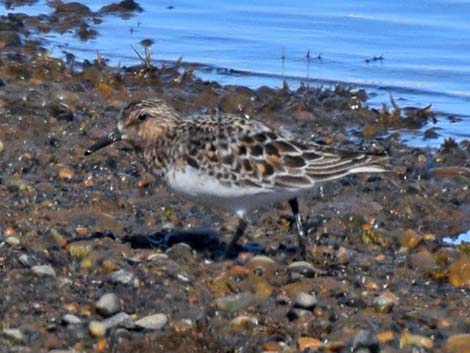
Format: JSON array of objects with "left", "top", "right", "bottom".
[
  {"left": 288, "top": 261, "right": 323, "bottom": 277},
  {"left": 294, "top": 291, "right": 317, "bottom": 310},
  {"left": 445, "top": 334, "right": 470, "bottom": 353},
  {"left": 95, "top": 293, "right": 121, "bottom": 317},
  {"left": 247, "top": 255, "right": 276, "bottom": 275},
  {"left": 2, "top": 328, "right": 24, "bottom": 342},
  {"left": 448, "top": 256, "right": 470, "bottom": 287},
  {"left": 297, "top": 337, "right": 322, "bottom": 351},
  {"left": 373, "top": 294, "right": 395, "bottom": 313},
  {"left": 286, "top": 308, "right": 312, "bottom": 321},
  {"left": 102, "top": 312, "right": 133, "bottom": 330},
  {"left": 215, "top": 292, "right": 258, "bottom": 312},
  {"left": 88, "top": 320, "right": 106, "bottom": 338},
  {"left": 108, "top": 269, "right": 135, "bottom": 285},
  {"left": 230, "top": 315, "right": 258, "bottom": 328},
  {"left": 135, "top": 313, "right": 168, "bottom": 330},
  {"left": 351, "top": 330, "right": 380, "bottom": 353},
  {"left": 63, "top": 314, "right": 81, "bottom": 325},
  {"left": 18, "top": 254, "right": 34, "bottom": 267},
  {"left": 32, "top": 265, "right": 56, "bottom": 277},
  {"left": 165, "top": 242, "right": 194, "bottom": 260},
  {"left": 5, "top": 236, "right": 20, "bottom": 246},
  {"left": 0, "top": 140, "right": 3, "bottom": 153},
  {"left": 399, "top": 330, "right": 433, "bottom": 350},
  {"left": 399, "top": 229, "right": 421, "bottom": 250}
]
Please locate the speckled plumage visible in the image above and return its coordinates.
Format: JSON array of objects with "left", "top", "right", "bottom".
[{"left": 86, "top": 97, "right": 387, "bottom": 258}]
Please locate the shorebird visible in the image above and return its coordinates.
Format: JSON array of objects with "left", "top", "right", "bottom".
[{"left": 85, "top": 98, "right": 386, "bottom": 258}]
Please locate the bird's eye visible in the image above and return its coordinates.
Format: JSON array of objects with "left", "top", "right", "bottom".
[{"left": 137, "top": 113, "right": 148, "bottom": 121}]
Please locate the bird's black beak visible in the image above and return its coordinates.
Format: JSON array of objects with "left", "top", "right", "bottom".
[{"left": 84, "top": 130, "right": 122, "bottom": 155}]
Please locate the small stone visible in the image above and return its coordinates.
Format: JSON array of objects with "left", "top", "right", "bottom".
[
  {"left": 445, "top": 334, "right": 470, "bottom": 353},
  {"left": 3, "top": 328, "right": 24, "bottom": 342},
  {"left": 32, "top": 265, "right": 56, "bottom": 277},
  {"left": 165, "top": 242, "right": 194, "bottom": 260},
  {"left": 373, "top": 295, "right": 395, "bottom": 313},
  {"left": 88, "top": 321, "right": 106, "bottom": 338},
  {"left": 247, "top": 255, "right": 276, "bottom": 275},
  {"left": 135, "top": 313, "right": 168, "bottom": 330},
  {"left": 286, "top": 308, "right": 312, "bottom": 321},
  {"left": 0, "top": 140, "right": 3, "bottom": 153},
  {"left": 399, "top": 229, "right": 421, "bottom": 250},
  {"left": 297, "top": 337, "right": 322, "bottom": 351},
  {"left": 58, "top": 167, "right": 74, "bottom": 181},
  {"left": 230, "top": 315, "right": 258, "bottom": 328},
  {"left": 351, "top": 330, "right": 380, "bottom": 353},
  {"left": 102, "top": 312, "right": 133, "bottom": 330},
  {"left": 95, "top": 293, "right": 121, "bottom": 317},
  {"left": 294, "top": 291, "right": 317, "bottom": 310},
  {"left": 336, "top": 246, "right": 351, "bottom": 265},
  {"left": 108, "top": 269, "right": 135, "bottom": 285},
  {"left": 399, "top": 330, "right": 433, "bottom": 350},
  {"left": 288, "top": 261, "right": 322, "bottom": 277},
  {"left": 63, "top": 314, "right": 81, "bottom": 325},
  {"left": 448, "top": 256, "right": 470, "bottom": 288},
  {"left": 18, "top": 254, "right": 34, "bottom": 267},
  {"left": 215, "top": 292, "right": 258, "bottom": 312},
  {"left": 5, "top": 236, "right": 20, "bottom": 246}
]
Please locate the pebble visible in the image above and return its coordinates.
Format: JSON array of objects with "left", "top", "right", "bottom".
[
  {"left": 18, "top": 254, "right": 34, "bottom": 267},
  {"left": 0, "top": 140, "right": 3, "bottom": 153},
  {"left": 288, "top": 261, "right": 323, "bottom": 277},
  {"left": 63, "top": 314, "right": 81, "bottom": 325},
  {"left": 108, "top": 269, "right": 135, "bottom": 285},
  {"left": 135, "top": 313, "right": 168, "bottom": 330},
  {"left": 165, "top": 242, "right": 194, "bottom": 260},
  {"left": 294, "top": 291, "right": 317, "bottom": 310},
  {"left": 448, "top": 256, "right": 470, "bottom": 287},
  {"left": 102, "top": 312, "right": 134, "bottom": 330},
  {"left": 5, "top": 236, "right": 20, "bottom": 246},
  {"left": 297, "top": 337, "right": 322, "bottom": 351},
  {"left": 399, "top": 229, "right": 421, "bottom": 250},
  {"left": 95, "top": 293, "right": 121, "bottom": 317},
  {"left": 286, "top": 308, "right": 312, "bottom": 321},
  {"left": 351, "top": 330, "right": 380, "bottom": 353},
  {"left": 2, "top": 328, "right": 24, "bottom": 342},
  {"left": 446, "top": 334, "right": 470, "bottom": 353},
  {"left": 373, "top": 294, "right": 395, "bottom": 313},
  {"left": 32, "top": 265, "right": 56, "bottom": 277},
  {"left": 230, "top": 315, "right": 258, "bottom": 328},
  {"left": 215, "top": 292, "right": 258, "bottom": 312},
  {"left": 247, "top": 255, "right": 276, "bottom": 275},
  {"left": 88, "top": 320, "right": 106, "bottom": 338}
]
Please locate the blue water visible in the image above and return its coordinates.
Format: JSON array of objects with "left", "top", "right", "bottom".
[{"left": 3, "top": 0, "right": 470, "bottom": 146}]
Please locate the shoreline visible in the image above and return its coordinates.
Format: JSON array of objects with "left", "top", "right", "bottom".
[{"left": 1, "top": 6, "right": 470, "bottom": 353}]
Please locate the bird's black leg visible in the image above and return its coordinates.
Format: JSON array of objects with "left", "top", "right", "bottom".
[
  {"left": 224, "top": 214, "right": 248, "bottom": 258},
  {"left": 288, "top": 198, "right": 307, "bottom": 259}
]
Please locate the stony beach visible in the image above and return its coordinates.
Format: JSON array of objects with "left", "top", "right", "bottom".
[{"left": 1, "top": 3, "right": 470, "bottom": 353}]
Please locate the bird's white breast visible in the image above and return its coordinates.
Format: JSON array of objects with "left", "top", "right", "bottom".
[{"left": 164, "top": 166, "right": 296, "bottom": 213}]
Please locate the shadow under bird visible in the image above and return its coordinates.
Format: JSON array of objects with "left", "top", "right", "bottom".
[{"left": 85, "top": 98, "right": 387, "bottom": 258}]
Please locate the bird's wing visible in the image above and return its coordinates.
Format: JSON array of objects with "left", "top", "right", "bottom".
[{"left": 182, "top": 115, "right": 386, "bottom": 191}]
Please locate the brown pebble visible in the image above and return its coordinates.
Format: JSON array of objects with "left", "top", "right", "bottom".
[
  {"left": 4, "top": 226, "right": 15, "bottom": 237},
  {"left": 399, "top": 229, "right": 421, "bottom": 250},
  {"left": 377, "top": 330, "right": 394, "bottom": 343},
  {"left": 448, "top": 256, "right": 470, "bottom": 287},
  {"left": 297, "top": 337, "right": 322, "bottom": 351},
  {"left": 59, "top": 167, "right": 74, "bottom": 181},
  {"left": 445, "top": 334, "right": 470, "bottom": 353}
]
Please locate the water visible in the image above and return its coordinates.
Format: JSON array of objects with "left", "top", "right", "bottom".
[
  {"left": 3, "top": 0, "right": 470, "bottom": 146},
  {"left": 443, "top": 230, "right": 470, "bottom": 245}
]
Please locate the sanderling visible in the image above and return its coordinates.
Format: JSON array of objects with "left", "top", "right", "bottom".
[{"left": 85, "top": 98, "right": 386, "bottom": 258}]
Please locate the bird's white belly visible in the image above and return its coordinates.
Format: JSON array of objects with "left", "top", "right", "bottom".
[{"left": 164, "top": 166, "right": 296, "bottom": 213}]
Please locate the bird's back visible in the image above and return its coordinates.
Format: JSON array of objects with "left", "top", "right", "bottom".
[{"left": 161, "top": 114, "right": 385, "bottom": 212}]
